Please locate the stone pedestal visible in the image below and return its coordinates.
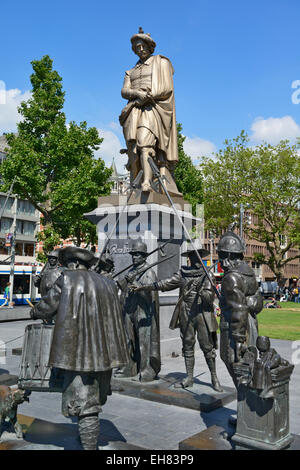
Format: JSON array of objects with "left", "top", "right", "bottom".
[
  {"left": 85, "top": 193, "right": 203, "bottom": 357},
  {"left": 231, "top": 363, "right": 294, "bottom": 450}
]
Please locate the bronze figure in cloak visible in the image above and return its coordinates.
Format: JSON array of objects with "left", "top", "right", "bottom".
[{"left": 30, "top": 246, "right": 130, "bottom": 450}]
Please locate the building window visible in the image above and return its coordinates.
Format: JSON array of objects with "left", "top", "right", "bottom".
[
  {"left": 17, "top": 199, "right": 36, "bottom": 216},
  {"left": 0, "top": 217, "right": 12, "bottom": 233},
  {"left": 24, "top": 244, "right": 34, "bottom": 256},
  {"left": 15, "top": 243, "right": 23, "bottom": 256},
  {"left": 0, "top": 196, "right": 14, "bottom": 212},
  {"left": 16, "top": 220, "right": 36, "bottom": 236}
]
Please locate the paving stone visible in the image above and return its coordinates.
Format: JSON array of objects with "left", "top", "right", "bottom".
[{"left": 0, "top": 320, "right": 299, "bottom": 450}]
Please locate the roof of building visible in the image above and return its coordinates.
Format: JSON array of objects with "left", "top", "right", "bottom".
[{"left": 110, "top": 158, "right": 119, "bottom": 178}]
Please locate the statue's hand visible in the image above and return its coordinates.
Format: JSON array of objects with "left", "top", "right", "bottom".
[
  {"left": 125, "top": 272, "right": 137, "bottom": 284},
  {"left": 130, "top": 284, "right": 152, "bottom": 292},
  {"left": 129, "top": 283, "right": 143, "bottom": 292},
  {"left": 30, "top": 307, "right": 37, "bottom": 320},
  {"left": 135, "top": 90, "right": 148, "bottom": 101}
]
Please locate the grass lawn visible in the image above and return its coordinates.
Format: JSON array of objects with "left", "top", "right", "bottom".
[{"left": 257, "top": 301, "right": 300, "bottom": 341}]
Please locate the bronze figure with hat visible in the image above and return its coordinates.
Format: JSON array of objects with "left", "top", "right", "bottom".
[
  {"left": 217, "top": 230, "right": 263, "bottom": 387},
  {"left": 29, "top": 246, "right": 130, "bottom": 450},
  {"left": 33, "top": 248, "right": 64, "bottom": 324},
  {"left": 132, "top": 238, "right": 223, "bottom": 392},
  {"left": 115, "top": 237, "right": 161, "bottom": 382},
  {"left": 120, "top": 27, "right": 179, "bottom": 193}
]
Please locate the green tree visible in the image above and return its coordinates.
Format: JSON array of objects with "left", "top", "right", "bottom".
[
  {"left": 1, "top": 55, "right": 112, "bottom": 259},
  {"left": 174, "top": 123, "right": 203, "bottom": 213},
  {"left": 201, "top": 131, "right": 300, "bottom": 282}
]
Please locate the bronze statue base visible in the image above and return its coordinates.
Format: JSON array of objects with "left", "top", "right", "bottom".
[
  {"left": 0, "top": 413, "right": 146, "bottom": 450},
  {"left": 179, "top": 425, "right": 300, "bottom": 451},
  {"left": 111, "top": 373, "right": 236, "bottom": 412}
]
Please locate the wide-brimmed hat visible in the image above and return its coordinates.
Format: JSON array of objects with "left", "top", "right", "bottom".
[
  {"left": 47, "top": 249, "right": 60, "bottom": 259},
  {"left": 181, "top": 239, "right": 210, "bottom": 258},
  {"left": 58, "top": 246, "right": 96, "bottom": 268},
  {"left": 131, "top": 27, "right": 156, "bottom": 52}
]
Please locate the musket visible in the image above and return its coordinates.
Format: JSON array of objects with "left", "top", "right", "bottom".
[
  {"left": 93, "top": 169, "right": 143, "bottom": 272},
  {"left": 125, "top": 253, "right": 176, "bottom": 289},
  {"left": 148, "top": 156, "right": 220, "bottom": 300},
  {"left": 169, "top": 261, "right": 219, "bottom": 330},
  {"left": 112, "top": 238, "right": 174, "bottom": 279}
]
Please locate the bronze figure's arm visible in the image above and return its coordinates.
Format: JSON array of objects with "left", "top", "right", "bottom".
[
  {"left": 200, "top": 272, "right": 216, "bottom": 309},
  {"left": 131, "top": 270, "right": 184, "bottom": 293},
  {"left": 121, "top": 71, "right": 149, "bottom": 103}
]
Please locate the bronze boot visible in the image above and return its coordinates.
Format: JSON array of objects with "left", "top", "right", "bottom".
[
  {"left": 206, "top": 357, "right": 223, "bottom": 392},
  {"left": 175, "top": 355, "right": 195, "bottom": 388},
  {"left": 78, "top": 414, "right": 99, "bottom": 450}
]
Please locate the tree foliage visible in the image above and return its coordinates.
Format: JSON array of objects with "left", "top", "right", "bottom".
[
  {"left": 0, "top": 55, "right": 112, "bottom": 257},
  {"left": 200, "top": 131, "right": 300, "bottom": 281},
  {"left": 174, "top": 123, "right": 203, "bottom": 213}
]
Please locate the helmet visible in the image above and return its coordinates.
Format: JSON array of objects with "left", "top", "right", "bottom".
[
  {"left": 129, "top": 238, "right": 148, "bottom": 255},
  {"left": 217, "top": 231, "right": 245, "bottom": 254}
]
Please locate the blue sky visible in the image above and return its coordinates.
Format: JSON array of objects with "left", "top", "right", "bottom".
[{"left": 1, "top": 0, "right": 300, "bottom": 171}]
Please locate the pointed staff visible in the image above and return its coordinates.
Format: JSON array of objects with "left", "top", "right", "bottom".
[
  {"left": 148, "top": 157, "right": 220, "bottom": 300},
  {"left": 93, "top": 169, "right": 143, "bottom": 272}
]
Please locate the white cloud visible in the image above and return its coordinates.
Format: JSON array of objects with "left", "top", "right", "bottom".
[
  {"left": 95, "top": 129, "right": 127, "bottom": 174},
  {"left": 183, "top": 136, "right": 216, "bottom": 161},
  {"left": 250, "top": 116, "right": 300, "bottom": 144},
  {"left": 108, "top": 121, "right": 122, "bottom": 133},
  {"left": 0, "top": 88, "right": 31, "bottom": 133}
]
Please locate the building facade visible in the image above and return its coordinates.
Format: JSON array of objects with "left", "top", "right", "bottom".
[
  {"left": 202, "top": 224, "right": 300, "bottom": 286},
  {"left": 0, "top": 136, "right": 40, "bottom": 265}
]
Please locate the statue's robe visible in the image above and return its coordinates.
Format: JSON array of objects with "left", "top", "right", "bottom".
[{"left": 120, "top": 54, "right": 178, "bottom": 165}]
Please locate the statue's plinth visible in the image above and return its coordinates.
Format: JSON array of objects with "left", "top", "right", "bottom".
[
  {"left": 111, "top": 373, "right": 236, "bottom": 412},
  {"left": 231, "top": 363, "right": 294, "bottom": 450},
  {"left": 179, "top": 425, "right": 234, "bottom": 450}
]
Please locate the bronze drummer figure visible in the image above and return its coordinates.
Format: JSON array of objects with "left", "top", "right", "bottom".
[
  {"left": 33, "top": 249, "right": 63, "bottom": 297},
  {"left": 33, "top": 249, "right": 63, "bottom": 324},
  {"left": 30, "top": 246, "right": 129, "bottom": 450}
]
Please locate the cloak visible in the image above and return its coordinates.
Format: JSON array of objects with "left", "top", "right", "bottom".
[
  {"left": 32, "top": 270, "right": 130, "bottom": 372},
  {"left": 120, "top": 54, "right": 178, "bottom": 163}
]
